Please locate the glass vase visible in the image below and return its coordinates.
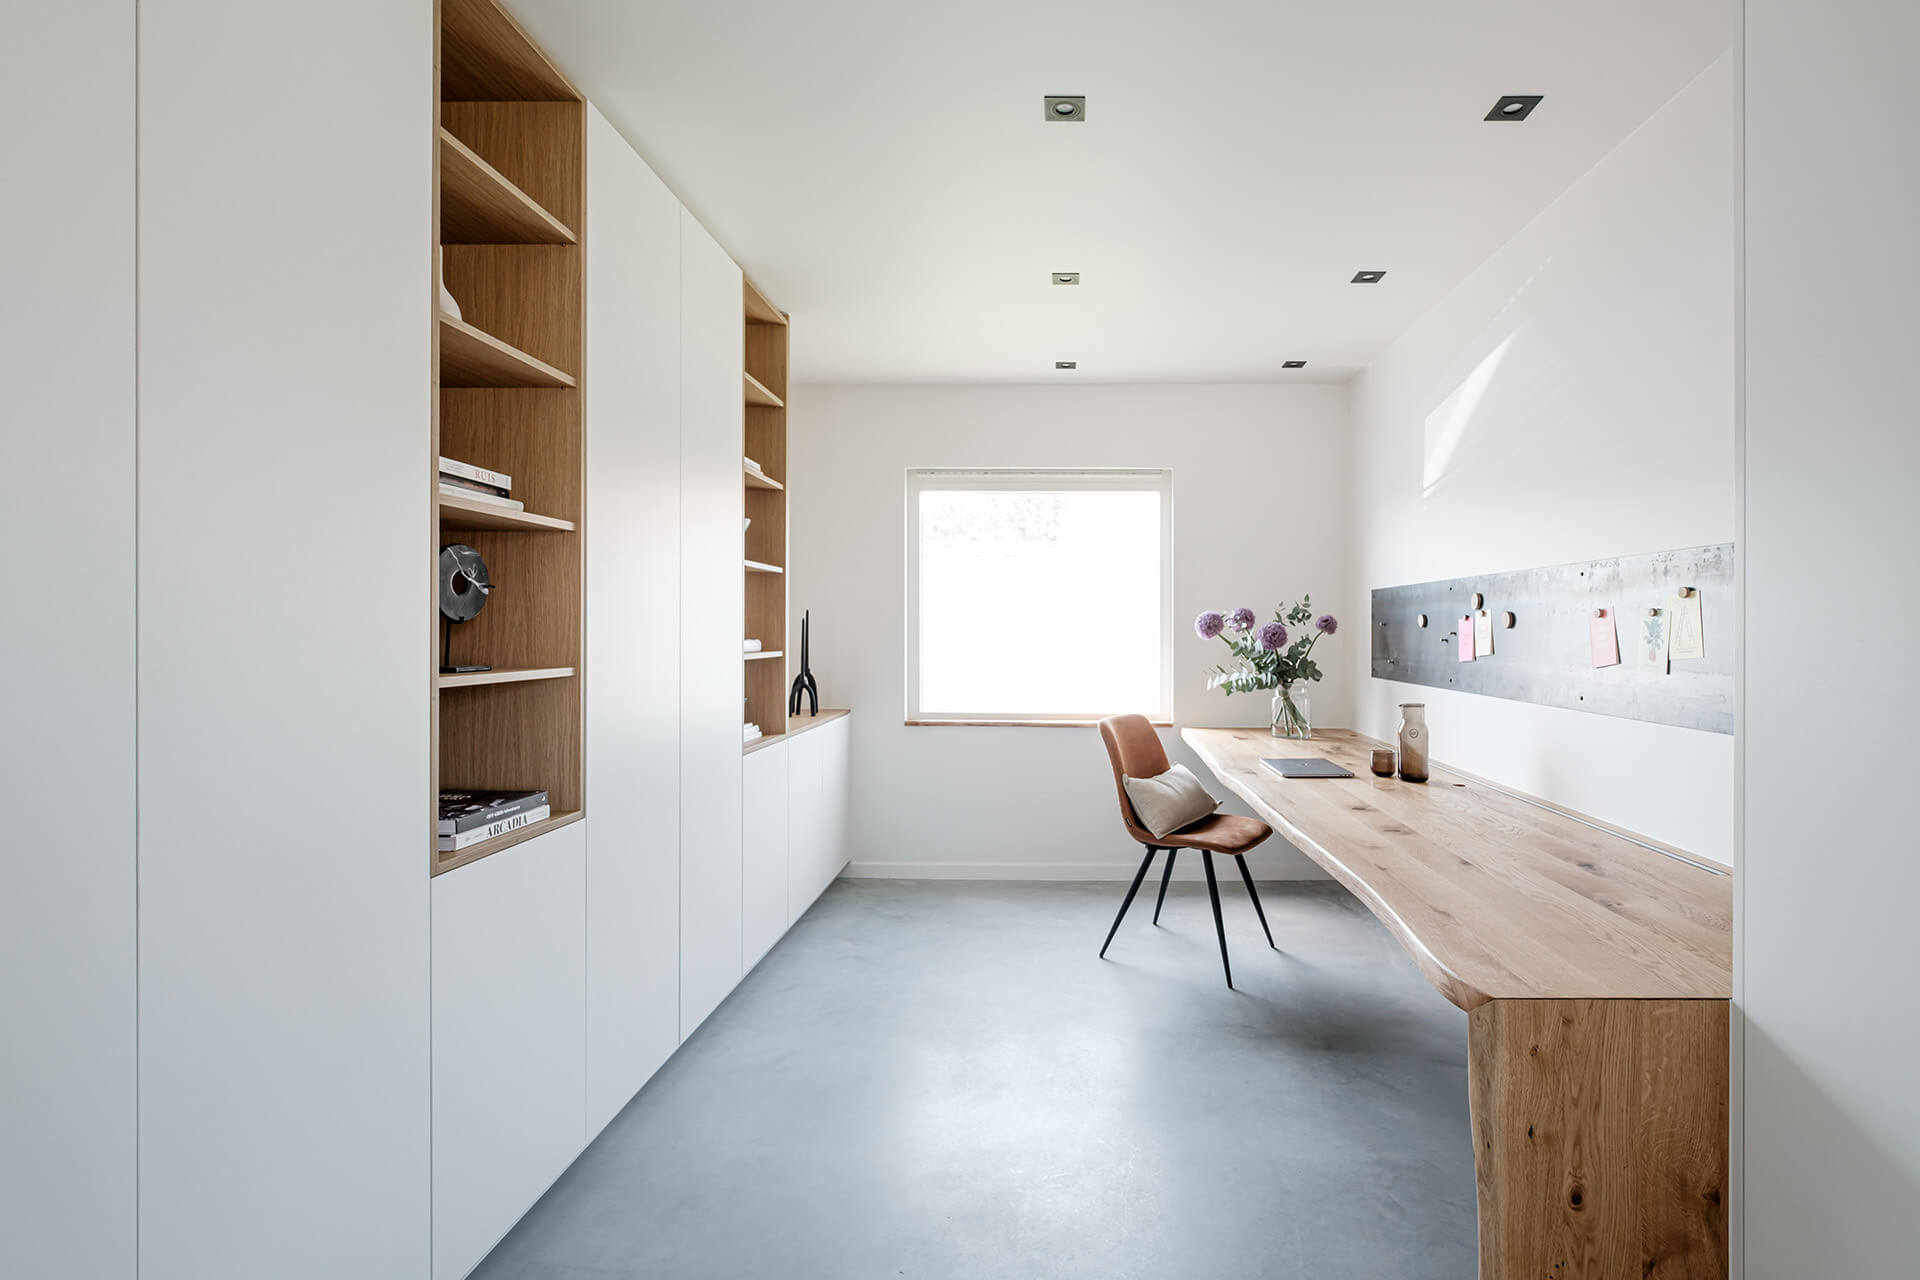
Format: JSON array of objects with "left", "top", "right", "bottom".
[{"left": 1271, "top": 682, "right": 1312, "bottom": 739}]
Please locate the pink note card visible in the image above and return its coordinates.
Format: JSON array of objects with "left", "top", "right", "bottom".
[
  {"left": 1457, "top": 616, "right": 1476, "bottom": 662},
  {"left": 1590, "top": 609, "right": 1620, "bottom": 668}
]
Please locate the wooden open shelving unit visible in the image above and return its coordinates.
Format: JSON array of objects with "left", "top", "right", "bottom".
[
  {"left": 743, "top": 276, "right": 790, "bottom": 751},
  {"left": 432, "top": 0, "right": 586, "bottom": 875}
]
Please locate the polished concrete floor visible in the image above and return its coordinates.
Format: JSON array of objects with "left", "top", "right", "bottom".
[{"left": 474, "top": 877, "right": 1476, "bottom": 1280}]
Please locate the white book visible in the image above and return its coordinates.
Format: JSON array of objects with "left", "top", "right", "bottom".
[
  {"left": 744, "top": 639, "right": 763, "bottom": 652},
  {"left": 439, "top": 482, "right": 524, "bottom": 511},
  {"left": 743, "top": 724, "right": 762, "bottom": 742},
  {"left": 437, "top": 804, "right": 549, "bottom": 852},
  {"left": 744, "top": 456, "right": 763, "bottom": 473},
  {"left": 439, "top": 455, "right": 512, "bottom": 490}
]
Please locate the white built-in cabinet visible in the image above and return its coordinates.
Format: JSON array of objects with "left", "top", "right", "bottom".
[
  {"left": 134, "top": 2, "right": 434, "bottom": 1277},
  {"left": 787, "top": 715, "right": 853, "bottom": 922},
  {"left": 678, "top": 210, "right": 748, "bottom": 1040},
  {"left": 2, "top": 2, "right": 136, "bottom": 1275},
  {"left": 743, "top": 746, "right": 793, "bottom": 967},
  {"left": 582, "top": 105, "right": 685, "bottom": 1139},
  {"left": 12, "top": 9, "right": 851, "bottom": 1276},
  {"left": 431, "top": 825, "right": 587, "bottom": 1280}
]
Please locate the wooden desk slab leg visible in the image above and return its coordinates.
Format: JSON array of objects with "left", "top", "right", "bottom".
[{"left": 1468, "top": 998, "right": 1728, "bottom": 1279}]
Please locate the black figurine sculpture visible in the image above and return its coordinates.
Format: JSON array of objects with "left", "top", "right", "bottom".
[{"left": 788, "top": 610, "right": 819, "bottom": 717}]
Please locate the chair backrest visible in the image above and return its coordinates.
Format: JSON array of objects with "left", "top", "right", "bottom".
[{"left": 1099, "top": 714, "right": 1171, "bottom": 845}]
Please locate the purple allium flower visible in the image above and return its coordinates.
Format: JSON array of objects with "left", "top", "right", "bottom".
[
  {"left": 1227, "top": 607, "right": 1258, "bottom": 633},
  {"left": 1194, "top": 610, "right": 1226, "bottom": 640},
  {"left": 1258, "top": 621, "right": 1289, "bottom": 651},
  {"left": 1315, "top": 614, "right": 1338, "bottom": 636}
]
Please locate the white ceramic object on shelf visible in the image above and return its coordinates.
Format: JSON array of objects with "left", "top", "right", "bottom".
[{"left": 438, "top": 246, "right": 463, "bottom": 321}]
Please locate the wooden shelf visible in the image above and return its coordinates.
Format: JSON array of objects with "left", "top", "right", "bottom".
[
  {"left": 439, "top": 128, "right": 576, "bottom": 244},
  {"left": 438, "top": 666, "right": 575, "bottom": 690},
  {"left": 440, "top": 491, "right": 575, "bottom": 532},
  {"left": 744, "top": 650, "right": 784, "bottom": 661},
  {"left": 744, "top": 559, "right": 783, "bottom": 574},
  {"left": 440, "top": 313, "right": 575, "bottom": 388},
  {"left": 744, "top": 277, "right": 788, "bottom": 326},
  {"left": 745, "top": 464, "right": 783, "bottom": 490},
  {"left": 440, "top": 0, "right": 578, "bottom": 101},
  {"left": 433, "top": 809, "right": 583, "bottom": 877},
  {"left": 744, "top": 372, "right": 784, "bottom": 408}
]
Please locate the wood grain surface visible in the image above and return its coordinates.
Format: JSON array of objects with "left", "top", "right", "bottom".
[
  {"left": 1470, "top": 999, "right": 1728, "bottom": 1279},
  {"left": 1181, "top": 728, "right": 1732, "bottom": 1009}
]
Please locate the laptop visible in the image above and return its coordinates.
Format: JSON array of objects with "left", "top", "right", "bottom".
[{"left": 1261, "top": 757, "right": 1354, "bottom": 779}]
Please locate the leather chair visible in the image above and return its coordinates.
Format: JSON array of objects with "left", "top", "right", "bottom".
[{"left": 1097, "top": 714, "right": 1276, "bottom": 988}]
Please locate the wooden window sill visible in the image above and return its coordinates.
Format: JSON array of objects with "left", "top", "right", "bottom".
[{"left": 904, "top": 719, "right": 1174, "bottom": 728}]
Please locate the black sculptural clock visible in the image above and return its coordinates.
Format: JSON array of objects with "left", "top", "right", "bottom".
[{"left": 438, "top": 542, "right": 494, "bottom": 673}]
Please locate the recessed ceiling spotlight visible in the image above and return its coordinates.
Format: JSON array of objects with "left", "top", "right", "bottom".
[
  {"left": 1486, "top": 94, "right": 1543, "bottom": 121},
  {"left": 1055, "top": 360, "right": 1077, "bottom": 369},
  {"left": 1045, "top": 96, "right": 1086, "bottom": 122},
  {"left": 1052, "top": 272, "right": 1080, "bottom": 286},
  {"left": 1351, "top": 270, "right": 1386, "bottom": 284},
  {"left": 1282, "top": 360, "right": 1307, "bottom": 369}
]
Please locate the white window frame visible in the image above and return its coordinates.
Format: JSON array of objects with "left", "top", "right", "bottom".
[{"left": 904, "top": 468, "right": 1174, "bottom": 725}]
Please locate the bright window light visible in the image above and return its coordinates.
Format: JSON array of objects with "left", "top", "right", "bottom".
[{"left": 906, "top": 470, "right": 1172, "bottom": 723}]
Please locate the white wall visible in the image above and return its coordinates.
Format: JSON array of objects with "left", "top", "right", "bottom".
[
  {"left": 1346, "top": 53, "right": 1736, "bottom": 864},
  {"left": 0, "top": 2, "right": 137, "bottom": 1274},
  {"left": 1741, "top": 1, "right": 1920, "bottom": 1271},
  {"left": 788, "top": 383, "right": 1348, "bottom": 879}
]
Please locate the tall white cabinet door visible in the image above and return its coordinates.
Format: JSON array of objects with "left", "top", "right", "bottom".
[
  {"left": 136, "top": 3, "right": 432, "bottom": 1277},
  {"left": 678, "top": 211, "right": 745, "bottom": 1039},
  {"left": 1, "top": 3, "right": 136, "bottom": 1274},
  {"left": 789, "top": 717, "right": 852, "bottom": 919},
  {"left": 584, "top": 106, "right": 683, "bottom": 1138},
  {"left": 786, "top": 727, "right": 825, "bottom": 925},
  {"left": 431, "top": 827, "right": 587, "bottom": 1280},
  {"left": 821, "top": 716, "right": 852, "bottom": 890},
  {"left": 742, "top": 745, "right": 791, "bottom": 968}
]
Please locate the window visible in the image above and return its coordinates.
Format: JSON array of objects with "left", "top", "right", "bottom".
[{"left": 906, "top": 469, "right": 1172, "bottom": 724}]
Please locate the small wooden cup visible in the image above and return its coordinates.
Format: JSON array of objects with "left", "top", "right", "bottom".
[{"left": 1370, "top": 747, "right": 1396, "bottom": 777}]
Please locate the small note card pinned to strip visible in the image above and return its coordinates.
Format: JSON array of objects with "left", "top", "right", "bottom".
[
  {"left": 1457, "top": 616, "right": 1476, "bottom": 662},
  {"left": 1668, "top": 590, "right": 1705, "bottom": 662},
  {"left": 1641, "top": 609, "right": 1669, "bottom": 674},
  {"left": 1590, "top": 608, "right": 1620, "bottom": 668},
  {"left": 1474, "top": 610, "right": 1494, "bottom": 657}
]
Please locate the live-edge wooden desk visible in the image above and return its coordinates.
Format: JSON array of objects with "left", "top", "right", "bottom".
[{"left": 1182, "top": 728, "right": 1731, "bottom": 1280}]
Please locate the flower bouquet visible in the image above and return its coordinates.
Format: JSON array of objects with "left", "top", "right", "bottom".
[{"left": 1196, "top": 597, "right": 1337, "bottom": 738}]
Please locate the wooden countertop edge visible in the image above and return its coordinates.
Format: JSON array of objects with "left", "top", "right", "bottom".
[
  {"left": 785, "top": 708, "right": 851, "bottom": 738},
  {"left": 1199, "top": 754, "right": 1497, "bottom": 1011}
]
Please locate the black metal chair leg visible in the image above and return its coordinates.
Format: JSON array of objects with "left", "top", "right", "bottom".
[
  {"left": 1152, "top": 848, "right": 1178, "bottom": 924},
  {"left": 1100, "top": 847, "right": 1157, "bottom": 958},
  {"left": 1234, "top": 855, "right": 1276, "bottom": 950},
  {"left": 1201, "top": 851, "right": 1233, "bottom": 989}
]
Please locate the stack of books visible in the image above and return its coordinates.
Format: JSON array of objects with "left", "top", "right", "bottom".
[
  {"left": 744, "top": 639, "right": 763, "bottom": 653},
  {"left": 744, "top": 455, "right": 765, "bottom": 477},
  {"left": 743, "top": 722, "right": 763, "bottom": 744},
  {"left": 439, "top": 456, "right": 524, "bottom": 512},
  {"left": 438, "top": 788, "right": 549, "bottom": 853}
]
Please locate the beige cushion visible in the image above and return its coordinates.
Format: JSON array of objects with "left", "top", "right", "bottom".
[{"left": 1122, "top": 764, "right": 1219, "bottom": 838}]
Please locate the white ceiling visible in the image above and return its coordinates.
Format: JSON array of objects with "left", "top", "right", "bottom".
[{"left": 511, "top": 1, "right": 1729, "bottom": 384}]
